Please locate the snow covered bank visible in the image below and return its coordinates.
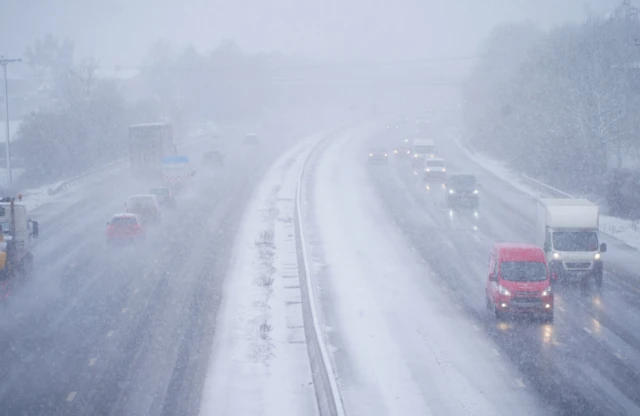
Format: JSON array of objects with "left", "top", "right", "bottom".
[
  {"left": 454, "top": 138, "right": 640, "bottom": 250},
  {"left": 301, "top": 125, "right": 544, "bottom": 416},
  {"left": 199, "top": 133, "right": 325, "bottom": 416}
]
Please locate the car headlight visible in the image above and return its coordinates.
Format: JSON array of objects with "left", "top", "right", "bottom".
[
  {"left": 541, "top": 287, "right": 552, "bottom": 297},
  {"left": 594, "top": 252, "right": 601, "bottom": 260},
  {"left": 414, "top": 154, "right": 418, "bottom": 158},
  {"left": 425, "top": 168, "right": 431, "bottom": 172},
  {"left": 449, "top": 189, "right": 455, "bottom": 194},
  {"left": 394, "top": 149, "right": 398, "bottom": 154},
  {"left": 384, "top": 153, "right": 388, "bottom": 157},
  {"left": 552, "top": 252, "right": 560, "bottom": 259},
  {"left": 498, "top": 285, "right": 511, "bottom": 296},
  {"left": 442, "top": 168, "right": 446, "bottom": 172},
  {"left": 369, "top": 153, "right": 373, "bottom": 157},
  {"left": 473, "top": 189, "right": 479, "bottom": 194}
]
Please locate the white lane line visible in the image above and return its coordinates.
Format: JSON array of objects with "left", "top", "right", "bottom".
[
  {"left": 557, "top": 305, "right": 565, "bottom": 312},
  {"left": 88, "top": 358, "right": 97, "bottom": 366},
  {"left": 472, "top": 325, "right": 480, "bottom": 332},
  {"left": 515, "top": 378, "right": 526, "bottom": 388},
  {"left": 121, "top": 307, "right": 128, "bottom": 314},
  {"left": 583, "top": 327, "right": 593, "bottom": 334},
  {"left": 106, "top": 330, "right": 114, "bottom": 338},
  {"left": 614, "top": 351, "right": 625, "bottom": 360},
  {"left": 66, "top": 391, "right": 77, "bottom": 402},
  {"left": 133, "top": 288, "right": 140, "bottom": 295},
  {"left": 492, "top": 348, "right": 500, "bottom": 357}
]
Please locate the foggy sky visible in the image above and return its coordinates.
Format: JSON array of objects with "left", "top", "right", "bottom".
[{"left": 1, "top": 0, "right": 617, "bottom": 67}]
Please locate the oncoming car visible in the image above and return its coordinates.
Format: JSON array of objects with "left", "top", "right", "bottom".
[
  {"left": 125, "top": 194, "right": 161, "bottom": 224},
  {"left": 446, "top": 174, "right": 480, "bottom": 209},
  {"left": 368, "top": 146, "right": 388, "bottom": 163},
  {"left": 423, "top": 158, "right": 447, "bottom": 183},
  {"left": 106, "top": 213, "right": 146, "bottom": 245}
]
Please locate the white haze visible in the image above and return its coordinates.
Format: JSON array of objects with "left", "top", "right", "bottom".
[{"left": 1, "top": 0, "right": 616, "bottom": 66}]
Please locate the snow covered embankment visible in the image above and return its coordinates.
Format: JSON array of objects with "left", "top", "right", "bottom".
[
  {"left": 199, "top": 132, "right": 330, "bottom": 416},
  {"left": 455, "top": 138, "right": 640, "bottom": 250}
]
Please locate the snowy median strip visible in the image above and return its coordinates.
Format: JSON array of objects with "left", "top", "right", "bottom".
[
  {"left": 200, "top": 129, "right": 346, "bottom": 416},
  {"left": 454, "top": 137, "right": 640, "bottom": 251}
]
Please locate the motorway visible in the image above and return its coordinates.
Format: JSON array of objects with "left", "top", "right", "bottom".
[
  {"left": 368, "top": 120, "right": 640, "bottom": 415},
  {"left": 300, "top": 117, "right": 640, "bottom": 416},
  {"left": 0, "top": 114, "right": 335, "bottom": 416}
]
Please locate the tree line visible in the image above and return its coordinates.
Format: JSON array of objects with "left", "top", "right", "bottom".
[
  {"left": 10, "top": 36, "right": 310, "bottom": 188},
  {"left": 462, "top": 2, "right": 640, "bottom": 202}
]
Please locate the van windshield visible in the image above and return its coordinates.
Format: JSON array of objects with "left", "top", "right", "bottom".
[
  {"left": 553, "top": 231, "right": 598, "bottom": 252},
  {"left": 500, "top": 261, "right": 547, "bottom": 282}
]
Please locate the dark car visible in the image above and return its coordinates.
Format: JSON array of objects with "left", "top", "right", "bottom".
[
  {"left": 446, "top": 173, "right": 480, "bottom": 209},
  {"left": 203, "top": 150, "right": 225, "bottom": 166},
  {"left": 149, "top": 187, "right": 177, "bottom": 208},
  {"left": 368, "top": 146, "right": 389, "bottom": 163}
]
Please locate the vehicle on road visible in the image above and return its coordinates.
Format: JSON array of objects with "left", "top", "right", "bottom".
[
  {"left": 149, "top": 187, "right": 177, "bottom": 208},
  {"left": 162, "top": 155, "right": 195, "bottom": 194},
  {"left": 202, "top": 150, "right": 226, "bottom": 167},
  {"left": 107, "top": 213, "right": 146, "bottom": 245},
  {"left": 0, "top": 196, "right": 38, "bottom": 282},
  {"left": 536, "top": 198, "right": 606, "bottom": 287},
  {"left": 368, "top": 146, "right": 388, "bottom": 163},
  {"left": 446, "top": 174, "right": 479, "bottom": 209},
  {"left": 411, "top": 138, "right": 437, "bottom": 170},
  {"left": 125, "top": 194, "right": 161, "bottom": 224},
  {"left": 422, "top": 158, "right": 447, "bottom": 183},
  {"left": 243, "top": 133, "right": 259, "bottom": 145},
  {"left": 486, "top": 243, "right": 554, "bottom": 322},
  {"left": 128, "top": 122, "right": 177, "bottom": 179}
]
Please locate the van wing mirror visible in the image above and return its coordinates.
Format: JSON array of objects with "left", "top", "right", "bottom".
[
  {"left": 600, "top": 242, "right": 607, "bottom": 253},
  {"left": 32, "top": 221, "right": 39, "bottom": 238}
]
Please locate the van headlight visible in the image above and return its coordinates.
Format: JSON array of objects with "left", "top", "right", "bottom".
[
  {"left": 552, "top": 252, "right": 560, "bottom": 259},
  {"left": 473, "top": 189, "right": 479, "bottom": 194},
  {"left": 442, "top": 168, "right": 446, "bottom": 172},
  {"left": 594, "top": 252, "right": 601, "bottom": 260},
  {"left": 425, "top": 168, "right": 431, "bottom": 172},
  {"left": 541, "top": 287, "right": 552, "bottom": 297},
  {"left": 448, "top": 189, "right": 455, "bottom": 194},
  {"left": 498, "top": 285, "right": 511, "bottom": 296}
]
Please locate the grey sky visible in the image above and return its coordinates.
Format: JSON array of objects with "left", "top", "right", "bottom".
[{"left": 1, "top": 0, "right": 617, "bottom": 67}]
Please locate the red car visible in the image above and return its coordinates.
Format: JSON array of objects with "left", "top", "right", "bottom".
[
  {"left": 486, "top": 243, "right": 554, "bottom": 322},
  {"left": 106, "top": 213, "right": 146, "bottom": 245}
]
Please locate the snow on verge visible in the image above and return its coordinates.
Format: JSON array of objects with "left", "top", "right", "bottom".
[
  {"left": 454, "top": 137, "right": 640, "bottom": 250},
  {"left": 199, "top": 133, "right": 324, "bottom": 416}
]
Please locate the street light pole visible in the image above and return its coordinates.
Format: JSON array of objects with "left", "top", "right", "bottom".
[{"left": 0, "top": 57, "right": 21, "bottom": 185}]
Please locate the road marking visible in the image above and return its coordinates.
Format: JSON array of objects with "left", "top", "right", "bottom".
[
  {"left": 121, "top": 308, "right": 128, "bottom": 314},
  {"left": 106, "top": 330, "right": 114, "bottom": 338},
  {"left": 557, "top": 305, "right": 565, "bottom": 312},
  {"left": 608, "top": 275, "right": 640, "bottom": 295},
  {"left": 614, "top": 351, "right": 625, "bottom": 360},
  {"left": 583, "top": 327, "right": 593, "bottom": 334},
  {"left": 66, "top": 391, "right": 77, "bottom": 402},
  {"left": 492, "top": 348, "right": 500, "bottom": 357},
  {"left": 472, "top": 325, "right": 480, "bottom": 332},
  {"left": 88, "top": 358, "right": 97, "bottom": 366},
  {"left": 133, "top": 288, "right": 140, "bottom": 295},
  {"left": 515, "top": 378, "right": 526, "bottom": 388}
]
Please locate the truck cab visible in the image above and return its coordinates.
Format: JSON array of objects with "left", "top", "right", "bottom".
[
  {"left": 536, "top": 198, "right": 606, "bottom": 287},
  {"left": 486, "top": 243, "right": 554, "bottom": 322},
  {"left": 0, "top": 197, "right": 38, "bottom": 280}
]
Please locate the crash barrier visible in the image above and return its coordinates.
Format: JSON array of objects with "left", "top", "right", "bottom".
[
  {"left": 520, "top": 173, "right": 575, "bottom": 199},
  {"left": 45, "top": 132, "right": 218, "bottom": 196},
  {"left": 294, "top": 127, "right": 351, "bottom": 416}
]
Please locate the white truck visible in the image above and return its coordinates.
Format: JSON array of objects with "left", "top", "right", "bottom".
[
  {"left": 0, "top": 196, "right": 39, "bottom": 280},
  {"left": 536, "top": 198, "right": 606, "bottom": 286}
]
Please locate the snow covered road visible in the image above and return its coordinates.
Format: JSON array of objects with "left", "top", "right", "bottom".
[{"left": 300, "top": 124, "right": 546, "bottom": 416}]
